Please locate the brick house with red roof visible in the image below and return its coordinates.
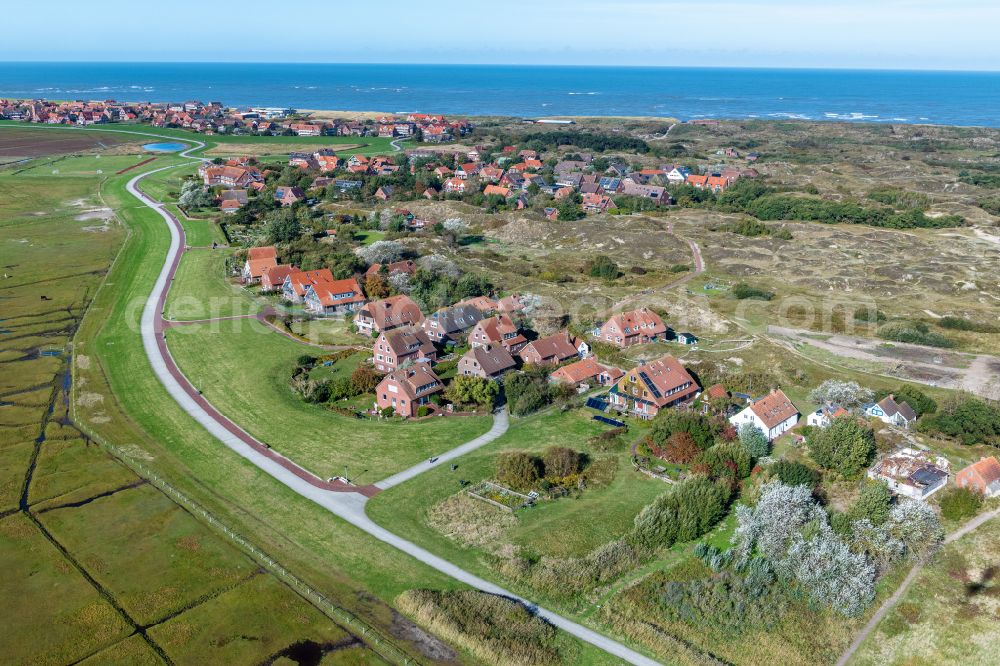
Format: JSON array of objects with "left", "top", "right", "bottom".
[
  {"left": 956, "top": 457, "right": 1000, "bottom": 497},
  {"left": 375, "top": 363, "right": 443, "bottom": 418},
  {"left": 609, "top": 355, "right": 699, "bottom": 419},
  {"left": 356, "top": 295, "right": 424, "bottom": 335},
  {"left": 373, "top": 326, "right": 437, "bottom": 372},
  {"left": 598, "top": 308, "right": 668, "bottom": 348},
  {"left": 303, "top": 278, "right": 366, "bottom": 315}
]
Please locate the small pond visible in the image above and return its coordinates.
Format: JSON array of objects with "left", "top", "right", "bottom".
[{"left": 143, "top": 142, "right": 187, "bottom": 152}]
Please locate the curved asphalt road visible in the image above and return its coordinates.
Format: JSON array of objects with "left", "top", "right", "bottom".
[{"left": 100, "top": 131, "right": 662, "bottom": 665}]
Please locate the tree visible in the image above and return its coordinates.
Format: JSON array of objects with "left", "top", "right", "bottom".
[
  {"left": 357, "top": 240, "right": 405, "bottom": 265},
  {"left": 808, "top": 379, "right": 874, "bottom": 410},
  {"left": 808, "top": 417, "right": 876, "bottom": 478},
  {"left": 850, "top": 480, "right": 892, "bottom": 525},
  {"left": 779, "top": 524, "right": 877, "bottom": 617},
  {"left": 496, "top": 451, "right": 541, "bottom": 490},
  {"left": 694, "top": 441, "right": 753, "bottom": 480},
  {"left": 650, "top": 411, "right": 720, "bottom": 450},
  {"left": 769, "top": 460, "right": 819, "bottom": 487},
  {"left": 542, "top": 446, "right": 582, "bottom": 479},
  {"left": 265, "top": 208, "right": 302, "bottom": 243},
  {"left": 364, "top": 273, "right": 390, "bottom": 300},
  {"left": 883, "top": 499, "right": 943, "bottom": 560},
  {"left": 587, "top": 255, "right": 621, "bottom": 280},
  {"left": 938, "top": 487, "right": 982, "bottom": 521},
  {"left": 919, "top": 395, "right": 1000, "bottom": 445},
  {"left": 738, "top": 423, "right": 770, "bottom": 458},
  {"left": 349, "top": 365, "right": 381, "bottom": 395},
  {"left": 631, "top": 476, "right": 731, "bottom": 549},
  {"left": 178, "top": 180, "right": 215, "bottom": 208},
  {"left": 662, "top": 432, "right": 700, "bottom": 464},
  {"left": 444, "top": 375, "right": 499, "bottom": 408}
]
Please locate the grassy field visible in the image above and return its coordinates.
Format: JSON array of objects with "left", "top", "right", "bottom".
[
  {"left": 40, "top": 484, "right": 259, "bottom": 626},
  {"left": 165, "top": 319, "right": 492, "bottom": 482},
  {"left": 367, "top": 408, "right": 662, "bottom": 589},
  {"left": 164, "top": 247, "right": 261, "bottom": 321},
  {"left": 851, "top": 514, "right": 1000, "bottom": 666},
  {"left": 0, "top": 513, "right": 133, "bottom": 665},
  {"left": 0, "top": 139, "right": 421, "bottom": 664},
  {"left": 292, "top": 317, "right": 370, "bottom": 347}
]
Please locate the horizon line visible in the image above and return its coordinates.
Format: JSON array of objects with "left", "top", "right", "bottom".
[{"left": 2, "top": 60, "right": 999, "bottom": 74}]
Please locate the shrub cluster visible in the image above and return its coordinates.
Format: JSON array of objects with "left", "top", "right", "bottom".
[
  {"left": 395, "top": 589, "right": 562, "bottom": 666},
  {"left": 876, "top": 320, "right": 954, "bottom": 348},
  {"left": 919, "top": 395, "right": 1000, "bottom": 445}
]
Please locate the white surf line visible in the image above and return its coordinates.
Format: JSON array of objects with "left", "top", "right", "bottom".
[{"left": 70, "top": 127, "right": 666, "bottom": 666}]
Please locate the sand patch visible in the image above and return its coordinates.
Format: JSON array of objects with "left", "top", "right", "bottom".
[
  {"left": 75, "top": 355, "right": 91, "bottom": 370},
  {"left": 75, "top": 208, "right": 114, "bottom": 222},
  {"left": 76, "top": 391, "right": 104, "bottom": 408}
]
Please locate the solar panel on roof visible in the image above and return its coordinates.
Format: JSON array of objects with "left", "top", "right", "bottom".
[{"left": 638, "top": 371, "right": 662, "bottom": 398}]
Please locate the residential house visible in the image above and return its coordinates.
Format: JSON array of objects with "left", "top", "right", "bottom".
[
  {"left": 444, "top": 177, "right": 466, "bottom": 194},
  {"left": 373, "top": 326, "right": 437, "bottom": 372},
  {"left": 598, "top": 308, "right": 667, "bottom": 348},
  {"left": 468, "top": 314, "right": 527, "bottom": 353},
  {"left": 260, "top": 264, "right": 299, "bottom": 293},
  {"left": 582, "top": 193, "right": 617, "bottom": 214},
  {"left": 458, "top": 344, "right": 516, "bottom": 380},
  {"left": 241, "top": 246, "right": 278, "bottom": 284},
  {"left": 519, "top": 331, "right": 588, "bottom": 366},
  {"left": 316, "top": 155, "right": 341, "bottom": 172},
  {"left": 676, "top": 332, "right": 698, "bottom": 345},
  {"left": 355, "top": 295, "right": 424, "bottom": 335},
  {"left": 456, "top": 295, "right": 498, "bottom": 313},
  {"left": 375, "top": 186, "right": 394, "bottom": 201},
  {"left": 550, "top": 358, "right": 623, "bottom": 388},
  {"left": 220, "top": 199, "right": 243, "bottom": 214},
  {"left": 282, "top": 268, "right": 335, "bottom": 303},
  {"left": 729, "top": 389, "right": 800, "bottom": 441},
  {"left": 865, "top": 395, "right": 918, "bottom": 428},
  {"left": 807, "top": 405, "right": 850, "bottom": 428},
  {"left": 274, "top": 186, "right": 305, "bottom": 206},
  {"left": 303, "top": 278, "right": 366, "bottom": 316},
  {"left": 375, "top": 363, "right": 443, "bottom": 418},
  {"left": 483, "top": 184, "right": 512, "bottom": 198},
  {"left": 498, "top": 294, "right": 526, "bottom": 313},
  {"left": 666, "top": 167, "right": 691, "bottom": 183},
  {"left": 956, "top": 457, "right": 1000, "bottom": 498},
  {"left": 621, "top": 181, "right": 668, "bottom": 202},
  {"left": 868, "top": 448, "right": 950, "bottom": 500},
  {"left": 609, "top": 355, "right": 699, "bottom": 419},
  {"left": 364, "top": 260, "right": 416, "bottom": 277},
  {"left": 421, "top": 304, "right": 484, "bottom": 344}
]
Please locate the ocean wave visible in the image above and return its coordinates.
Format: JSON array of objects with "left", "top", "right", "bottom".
[
  {"left": 768, "top": 112, "right": 811, "bottom": 120},
  {"left": 823, "top": 112, "right": 880, "bottom": 120},
  {"left": 567, "top": 92, "right": 599, "bottom": 95}
]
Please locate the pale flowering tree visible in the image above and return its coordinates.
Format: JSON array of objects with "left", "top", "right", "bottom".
[
  {"left": 734, "top": 481, "right": 825, "bottom": 564},
  {"left": 883, "top": 498, "right": 944, "bottom": 560},
  {"left": 418, "top": 253, "right": 461, "bottom": 279},
  {"left": 849, "top": 518, "right": 906, "bottom": 571},
  {"left": 443, "top": 218, "right": 468, "bottom": 234},
  {"left": 808, "top": 379, "right": 874, "bottom": 410},
  {"left": 780, "top": 524, "right": 877, "bottom": 617},
  {"left": 357, "top": 240, "right": 405, "bottom": 265},
  {"left": 387, "top": 272, "right": 412, "bottom": 294}
]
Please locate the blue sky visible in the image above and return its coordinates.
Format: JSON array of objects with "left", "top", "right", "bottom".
[{"left": 2, "top": 0, "right": 998, "bottom": 70}]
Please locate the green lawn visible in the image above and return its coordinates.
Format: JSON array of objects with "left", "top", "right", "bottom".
[
  {"left": 292, "top": 318, "right": 369, "bottom": 347},
  {"left": 171, "top": 205, "right": 226, "bottom": 246},
  {"left": 309, "top": 350, "right": 369, "bottom": 382},
  {"left": 164, "top": 247, "right": 260, "bottom": 321},
  {"left": 367, "top": 408, "right": 663, "bottom": 582},
  {"left": 355, "top": 229, "right": 385, "bottom": 245},
  {"left": 165, "top": 319, "right": 491, "bottom": 482}
]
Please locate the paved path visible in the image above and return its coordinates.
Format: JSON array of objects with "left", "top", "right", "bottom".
[
  {"left": 375, "top": 409, "right": 509, "bottom": 490},
  {"left": 110, "top": 132, "right": 661, "bottom": 664},
  {"left": 836, "top": 506, "right": 1000, "bottom": 666}
]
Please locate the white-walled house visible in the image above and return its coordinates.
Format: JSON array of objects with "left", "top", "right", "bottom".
[
  {"left": 865, "top": 395, "right": 918, "bottom": 428},
  {"left": 729, "top": 388, "right": 799, "bottom": 441},
  {"left": 869, "top": 448, "right": 949, "bottom": 500}
]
